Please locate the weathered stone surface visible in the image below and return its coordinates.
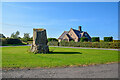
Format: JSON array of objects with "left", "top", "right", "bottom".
[{"left": 30, "top": 28, "right": 49, "bottom": 54}]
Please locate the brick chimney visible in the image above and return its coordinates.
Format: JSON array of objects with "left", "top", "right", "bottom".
[{"left": 78, "top": 26, "right": 82, "bottom": 31}]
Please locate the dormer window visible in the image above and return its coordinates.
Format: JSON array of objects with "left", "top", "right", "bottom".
[{"left": 85, "top": 33, "right": 87, "bottom": 37}]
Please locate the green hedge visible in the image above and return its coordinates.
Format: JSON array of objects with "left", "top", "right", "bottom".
[
  {"left": 6, "top": 38, "right": 22, "bottom": 44},
  {"left": 91, "top": 37, "right": 100, "bottom": 42},
  {"left": 48, "top": 38, "right": 58, "bottom": 42},
  {"left": 104, "top": 37, "right": 113, "bottom": 42},
  {"left": 0, "top": 38, "right": 22, "bottom": 46},
  {"left": 48, "top": 41, "right": 59, "bottom": 46},
  {"left": 59, "top": 42, "right": 120, "bottom": 49},
  {"left": 80, "top": 37, "right": 88, "bottom": 42}
]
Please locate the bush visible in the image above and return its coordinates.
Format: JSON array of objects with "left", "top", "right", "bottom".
[
  {"left": 6, "top": 38, "right": 22, "bottom": 44},
  {"left": 91, "top": 37, "right": 100, "bottom": 42},
  {"left": 80, "top": 37, "right": 88, "bottom": 42},
  {"left": 0, "top": 34, "right": 6, "bottom": 38},
  {"left": 104, "top": 37, "right": 113, "bottom": 42},
  {"left": 59, "top": 42, "right": 120, "bottom": 49},
  {"left": 48, "top": 41, "right": 59, "bottom": 46},
  {"left": 0, "top": 38, "right": 22, "bottom": 45},
  {"left": 113, "top": 40, "right": 120, "bottom": 42},
  {"left": 100, "top": 40, "right": 104, "bottom": 42},
  {"left": 0, "top": 38, "right": 7, "bottom": 46},
  {"left": 48, "top": 38, "right": 58, "bottom": 42}
]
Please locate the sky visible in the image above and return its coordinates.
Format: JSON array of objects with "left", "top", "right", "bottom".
[{"left": 1, "top": 2, "right": 118, "bottom": 40}]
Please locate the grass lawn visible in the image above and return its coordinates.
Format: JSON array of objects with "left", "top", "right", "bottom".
[{"left": 1, "top": 46, "right": 119, "bottom": 68}]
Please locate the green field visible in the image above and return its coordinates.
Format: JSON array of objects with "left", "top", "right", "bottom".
[{"left": 1, "top": 46, "right": 118, "bottom": 69}]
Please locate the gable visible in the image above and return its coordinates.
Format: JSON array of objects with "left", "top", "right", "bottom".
[
  {"left": 82, "top": 32, "right": 91, "bottom": 40},
  {"left": 58, "top": 27, "right": 91, "bottom": 41},
  {"left": 63, "top": 34, "right": 69, "bottom": 40},
  {"left": 68, "top": 28, "right": 78, "bottom": 39},
  {"left": 58, "top": 31, "right": 68, "bottom": 39}
]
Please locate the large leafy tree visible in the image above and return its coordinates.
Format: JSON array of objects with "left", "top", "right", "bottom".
[
  {"left": 10, "top": 31, "right": 20, "bottom": 39},
  {"left": 23, "top": 33, "right": 30, "bottom": 42},
  {"left": 0, "top": 33, "right": 6, "bottom": 38},
  {"left": 48, "top": 38, "right": 58, "bottom": 42}
]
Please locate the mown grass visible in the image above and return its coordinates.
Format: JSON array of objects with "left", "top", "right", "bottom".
[{"left": 1, "top": 46, "right": 119, "bottom": 68}]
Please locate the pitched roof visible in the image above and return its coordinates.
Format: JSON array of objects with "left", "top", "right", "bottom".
[
  {"left": 58, "top": 31, "right": 68, "bottom": 39},
  {"left": 58, "top": 28, "right": 91, "bottom": 40},
  {"left": 72, "top": 29, "right": 84, "bottom": 38},
  {"left": 66, "top": 34, "right": 72, "bottom": 39}
]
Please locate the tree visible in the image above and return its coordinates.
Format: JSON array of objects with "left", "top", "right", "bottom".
[
  {"left": 11, "top": 33, "right": 15, "bottom": 38},
  {"left": 28, "top": 36, "right": 33, "bottom": 41},
  {"left": 0, "top": 34, "right": 6, "bottom": 38},
  {"left": 80, "top": 37, "right": 88, "bottom": 42},
  {"left": 23, "top": 33, "right": 30, "bottom": 42},
  {"left": 10, "top": 31, "right": 20, "bottom": 39},
  {"left": 48, "top": 38, "right": 58, "bottom": 42},
  {"left": 15, "top": 31, "right": 20, "bottom": 38}
]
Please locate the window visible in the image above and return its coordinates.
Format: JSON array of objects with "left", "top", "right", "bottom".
[{"left": 85, "top": 33, "right": 87, "bottom": 37}]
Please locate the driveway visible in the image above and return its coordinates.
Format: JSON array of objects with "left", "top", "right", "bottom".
[
  {"left": 0, "top": 45, "right": 119, "bottom": 51},
  {"left": 51, "top": 46, "right": 119, "bottom": 51},
  {"left": 2, "top": 63, "right": 118, "bottom": 78}
]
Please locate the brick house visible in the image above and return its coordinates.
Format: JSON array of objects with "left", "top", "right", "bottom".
[{"left": 58, "top": 26, "right": 91, "bottom": 42}]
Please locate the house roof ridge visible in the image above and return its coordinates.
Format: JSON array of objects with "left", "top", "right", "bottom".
[
  {"left": 64, "top": 31, "right": 68, "bottom": 32},
  {"left": 58, "top": 31, "right": 69, "bottom": 39}
]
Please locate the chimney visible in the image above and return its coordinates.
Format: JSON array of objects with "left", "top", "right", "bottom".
[{"left": 78, "top": 26, "right": 82, "bottom": 31}]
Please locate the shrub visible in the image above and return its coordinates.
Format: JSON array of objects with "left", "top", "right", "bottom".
[
  {"left": 113, "top": 40, "right": 120, "bottom": 42},
  {"left": 48, "top": 41, "right": 59, "bottom": 46},
  {"left": 1, "top": 38, "right": 22, "bottom": 45},
  {"left": 0, "top": 39, "right": 2, "bottom": 45},
  {"left": 91, "top": 37, "right": 100, "bottom": 42},
  {"left": 0, "top": 34, "right": 6, "bottom": 38},
  {"left": 6, "top": 38, "right": 22, "bottom": 44},
  {"left": 22, "top": 33, "right": 30, "bottom": 42},
  {"left": 0, "top": 38, "right": 7, "bottom": 46},
  {"left": 70, "top": 40, "right": 75, "bottom": 42},
  {"left": 80, "top": 37, "right": 88, "bottom": 42},
  {"left": 100, "top": 40, "right": 104, "bottom": 42},
  {"left": 104, "top": 37, "right": 113, "bottom": 42},
  {"left": 48, "top": 38, "right": 58, "bottom": 42},
  {"left": 59, "top": 42, "right": 119, "bottom": 49}
]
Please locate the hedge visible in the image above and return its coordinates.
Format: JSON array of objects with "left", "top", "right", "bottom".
[
  {"left": 104, "top": 37, "right": 113, "bottom": 42},
  {"left": 80, "top": 37, "right": 88, "bottom": 42},
  {"left": 48, "top": 41, "right": 59, "bottom": 46},
  {"left": 59, "top": 42, "right": 120, "bottom": 49},
  {"left": 0, "top": 38, "right": 22, "bottom": 46},
  {"left": 91, "top": 37, "right": 100, "bottom": 42},
  {"left": 48, "top": 38, "right": 58, "bottom": 42}
]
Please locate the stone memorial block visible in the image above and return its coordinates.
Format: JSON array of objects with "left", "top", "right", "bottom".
[{"left": 30, "top": 28, "right": 49, "bottom": 53}]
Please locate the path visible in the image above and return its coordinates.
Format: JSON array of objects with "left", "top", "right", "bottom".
[
  {"left": 2, "top": 63, "right": 118, "bottom": 78},
  {"left": 0, "top": 45, "right": 119, "bottom": 51}
]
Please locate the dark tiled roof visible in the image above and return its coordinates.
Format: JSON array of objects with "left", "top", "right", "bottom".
[
  {"left": 72, "top": 29, "right": 83, "bottom": 38},
  {"left": 58, "top": 31, "right": 68, "bottom": 39},
  {"left": 58, "top": 28, "right": 91, "bottom": 40}
]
